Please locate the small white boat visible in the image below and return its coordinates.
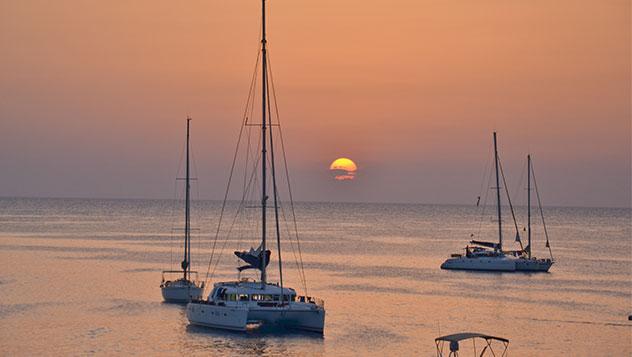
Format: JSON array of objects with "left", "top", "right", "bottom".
[
  {"left": 441, "top": 132, "right": 518, "bottom": 272},
  {"left": 187, "top": 0, "right": 325, "bottom": 333},
  {"left": 160, "top": 118, "right": 204, "bottom": 303},
  {"left": 441, "top": 246, "right": 516, "bottom": 272},
  {"left": 161, "top": 273, "right": 203, "bottom": 303}
]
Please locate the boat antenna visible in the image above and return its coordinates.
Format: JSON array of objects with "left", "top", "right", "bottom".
[
  {"left": 260, "top": 0, "right": 268, "bottom": 288},
  {"left": 527, "top": 154, "right": 532, "bottom": 259},
  {"left": 493, "top": 132, "right": 503, "bottom": 251}
]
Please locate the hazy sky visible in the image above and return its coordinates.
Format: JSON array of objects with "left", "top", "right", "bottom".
[{"left": 1, "top": 1, "right": 630, "bottom": 207}]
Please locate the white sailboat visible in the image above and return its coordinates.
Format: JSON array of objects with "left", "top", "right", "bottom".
[
  {"left": 160, "top": 118, "right": 204, "bottom": 303},
  {"left": 441, "top": 132, "right": 517, "bottom": 272},
  {"left": 187, "top": 0, "right": 325, "bottom": 333},
  {"left": 514, "top": 154, "right": 554, "bottom": 272}
]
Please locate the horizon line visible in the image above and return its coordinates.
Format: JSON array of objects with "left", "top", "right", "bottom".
[{"left": 1, "top": 194, "right": 630, "bottom": 210}]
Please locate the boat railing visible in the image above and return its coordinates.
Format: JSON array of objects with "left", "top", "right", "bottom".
[
  {"left": 160, "top": 271, "right": 203, "bottom": 286},
  {"left": 297, "top": 295, "right": 325, "bottom": 308}
]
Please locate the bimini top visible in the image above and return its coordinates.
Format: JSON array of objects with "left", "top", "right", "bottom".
[{"left": 435, "top": 332, "right": 509, "bottom": 343}]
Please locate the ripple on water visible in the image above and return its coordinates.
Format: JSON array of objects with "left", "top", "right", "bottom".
[
  {"left": 87, "top": 326, "right": 111, "bottom": 339},
  {"left": 93, "top": 299, "right": 158, "bottom": 316},
  {"left": 0, "top": 302, "right": 60, "bottom": 319}
]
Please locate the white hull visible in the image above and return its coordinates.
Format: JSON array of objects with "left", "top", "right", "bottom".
[
  {"left": 161, "top": 286, "right": 203, "bottom": 303},
  {"left": 441, "top": 256, "right": 516, "bottom": 272},
  {"left": 248, "top": 306, "right": 325, "bottom": 333},
  {"left": 514, "top": 258, "right": 553, "bottom": 272},
  {"left": 187, "top": 301, "right": 325, "bottom": 333},
  {"left": 187, "top": 303, "right": 249, "bottom": 331}
]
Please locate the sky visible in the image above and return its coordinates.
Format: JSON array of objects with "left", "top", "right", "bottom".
[{"left": 0, "top": 0, "right": 630, "bottom": 208}]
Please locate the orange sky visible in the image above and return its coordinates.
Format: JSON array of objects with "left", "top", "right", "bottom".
[{"left": 0, "top": 1, "right": 630, "bottom": 207}]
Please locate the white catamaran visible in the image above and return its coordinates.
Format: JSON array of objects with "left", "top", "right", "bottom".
[
  {"left": 160, "top": 118, "right": 204, "bottom": 302},
  {"left": 186, "top": 0, "right": 325, "bottom": 333}
]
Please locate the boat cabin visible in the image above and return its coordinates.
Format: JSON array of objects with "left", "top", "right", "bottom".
[{"left": 199, "top": 280, "right": 324, "bottom": 308}]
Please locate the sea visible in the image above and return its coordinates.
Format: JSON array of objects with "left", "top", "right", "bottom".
[{"left": 0, "top": 197, "right": 630, "bottom": 356}]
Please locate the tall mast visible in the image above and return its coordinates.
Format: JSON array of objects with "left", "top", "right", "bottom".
[
  {"left": 183, "top": 117, "right": 192, "bottom": 280},
  {"left": 260, "top": 0, "right": 268, "bottom": 287},
  {"left": 493, "top": 132, "right": 503, "bottom": 251},
  {"left": 527, "top": 154, "right": 532, "bottom": 259}
]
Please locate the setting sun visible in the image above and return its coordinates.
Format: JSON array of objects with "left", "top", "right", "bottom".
[{"left": 329, "top": 157, "right": 357, "bottom": 181}]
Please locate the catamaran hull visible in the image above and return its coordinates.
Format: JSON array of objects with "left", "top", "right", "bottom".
[
  {"left": 514, "top": 259, "right": 553, "bottom": 272},
  {"left": 248, "top": 307, "right": 325, "bottom": 333},
  {"left": 161, "top": 286, "right": 203, "bottom": 303},
  {"left": 186, "top": 303, "right": 325, "bottom": 333},
  {"left": 441, "top": 257, "right": 516, "bottom": 272},
  {"left": 187, "top": 303, "right": 250, "bottom": 331}
]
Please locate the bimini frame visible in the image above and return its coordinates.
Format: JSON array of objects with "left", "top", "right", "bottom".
[{"left": 435, "top": 332, "right": 509, "bottom": 357}]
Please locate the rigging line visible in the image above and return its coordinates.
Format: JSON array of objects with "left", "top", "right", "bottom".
[
  {"left": 209, "top": 147, "right": 263, "bottom": 281},
  {"left": 498, "top": 156, "right": 524, "bottom": 251},
  {"left": 188, "top": 131, "right": 202, "bottom": 269},
  {"left": 237, "top": 127, "right": 252, "bottom": 253},
  {"left": 207, "top": 20, "right": 263, "bottom": 283},
  {"left": 269, "top": 130, "right": 305, "bottom": 291},
  {"left": 476, "top": 148, "right": 494, "bottom": 238},
  {"left": 270, "top": 134, "right": 306, "bottom": 291},
  {"left": 168, "top": 132, "right": 187, "bottom": 271},
  {"left": 530, "top": 160, "right": 554, "bottom": 260},
  {"left": 475, "top": 142, "right": 493, "bottom": 237},
  {"left": 209, "top": 166, "right": 261, "bottom": 283},
  {"left": 242, "top": 81, "right": 262, "bottom": 257},
  {"left": 267, "top": 53, "right": 308, "bottom": 293},
  {"left": 277, "top": 188, "right": 307, "bottom": 292},
  {"left": 234, "top": 127, "right": 262, "bottom": 266},
  {"left": 512, "top": 158, "right": 526, "bottom": 208},
  {"left": 263, "top": 128, "right": 304, "bottom": 289},
  {"left": 204, "top": 45, "right": 262, "bottom": 284},
  {"left": 476, "top": 145, "right": 492, "bottom": 206},
  {"left": 266, "top": 71, "right": 285, "bottom": 300},
  {"left": 244, "top": 45, "right": 261, "bottom": 193},
  {"left": 169, "top": 177, "right": 179, "bottom": 271},
  {"left": 244, "top": 117, "right": 252, "bottom": 195}
]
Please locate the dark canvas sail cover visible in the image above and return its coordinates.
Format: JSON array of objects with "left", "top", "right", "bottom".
[
  {"left": 234, "top": 245, "right": 271, "bottom": 272},
  {"left": 470, "top": 240, "right": 500, "bottom": 250}
]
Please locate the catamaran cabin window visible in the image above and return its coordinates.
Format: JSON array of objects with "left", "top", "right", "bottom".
[{"left": 238, "top": 294, "right": 249, "bottom": 301}]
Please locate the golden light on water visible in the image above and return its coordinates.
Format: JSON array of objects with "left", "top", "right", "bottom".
[{"left": 329, "top": 158, "right": 357, "bottom": 181}]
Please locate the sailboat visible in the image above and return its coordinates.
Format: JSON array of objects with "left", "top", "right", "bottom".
[
  {"left": 160, "top": 118, "right": 204, "bottom": 303},
  {"left": 186, "top": 0, "right": 326, "bottom": 333},
  {"left": 514, "top": 154, "right": 554, "bottom": 272},
  {"left": 441, "top": 132, "right": 517, "bottom": 272}
]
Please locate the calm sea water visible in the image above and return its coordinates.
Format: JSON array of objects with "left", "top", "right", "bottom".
[{"left": 0, "top": 197, "right": 630, "bottom": 356}]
